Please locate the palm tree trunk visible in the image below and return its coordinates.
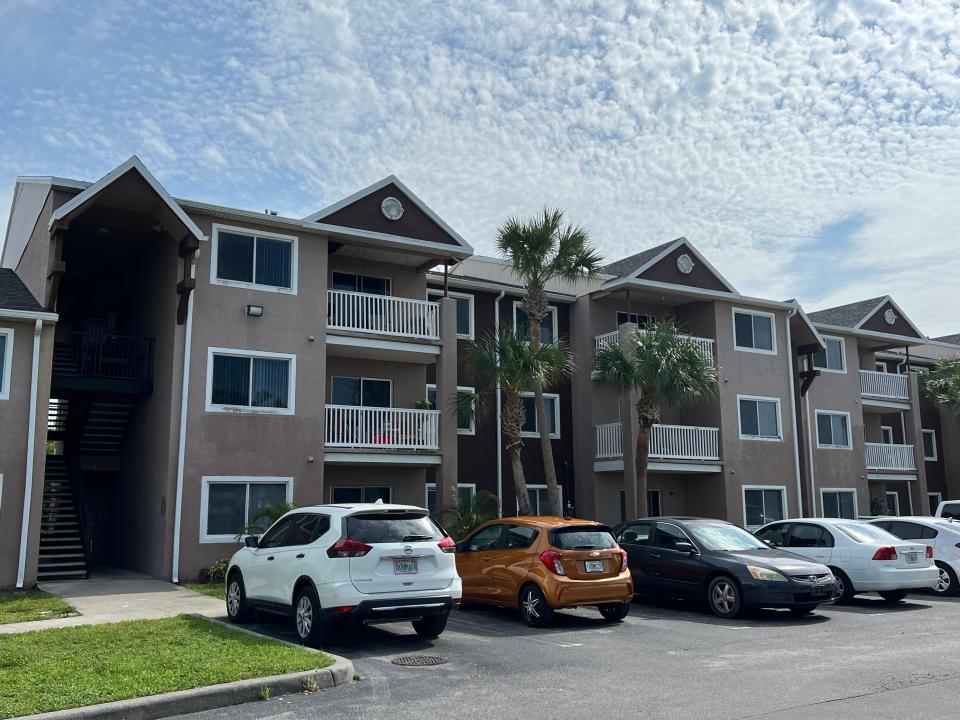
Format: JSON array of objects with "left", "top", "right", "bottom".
[
  {"left": 503, "top": 394, "right": 532, "bottom": 515},
  {"left": 509, "top": 439, "right": 532, "bottom": 515},
  {"left": 635, "top": 422, "right": 651, "bottom": 518},
  {"left": 525, "top": 295, "right": 562, "bottom": 517}
]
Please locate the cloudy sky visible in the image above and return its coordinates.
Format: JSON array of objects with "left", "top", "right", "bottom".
[{"left": 1, "top": 0, "right": 958, "bottom": 334}]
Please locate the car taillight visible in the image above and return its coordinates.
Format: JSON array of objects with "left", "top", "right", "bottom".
[
  {"left": 326, "top": 538, "right": 372, "bottom": 558},
  {"left": 438, "top": 536, "right": 456, "bottom": 553},
  {"left": 926, "top": 545, "right": 934, "bottom": 558},
  {"left": 539, "top": 550, "right": 566, "bottom": 575},
  {"left": 619, "top": 549, "right": 628, "bottom": 572},
  {"left": 329, "top": 605, "right": 356, "bottom": 614},
  {"left": 872, "top": 546, "right": 898, "bottom": 561}
]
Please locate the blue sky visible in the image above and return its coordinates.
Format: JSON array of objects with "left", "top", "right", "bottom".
[{"left": 2, "top": 0, "right": 959, "bottom": 334}]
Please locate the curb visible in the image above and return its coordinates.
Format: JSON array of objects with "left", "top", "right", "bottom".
[{"left": 19, "top": 617, "right": 355, "bottom": 720}]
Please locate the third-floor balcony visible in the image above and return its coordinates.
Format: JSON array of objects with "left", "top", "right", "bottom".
[
  {"left": 595, "top": 422, "right": 720, "bottom": 462},
  {"left": 865, "top": 442, "right": 916, "bottom": 472},
  {"left": 859, "top": 369, "right": 909, "bottom": 401},
  {"left": 595, "top": 330, "right": 715, "bottom": 365},
  {"left": 327, "top": 289, "right": 440, "bottom": 341}
]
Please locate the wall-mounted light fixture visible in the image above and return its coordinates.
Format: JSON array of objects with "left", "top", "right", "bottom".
[{"left": 246, "top": 305, "right": 264, "bottom": 317}]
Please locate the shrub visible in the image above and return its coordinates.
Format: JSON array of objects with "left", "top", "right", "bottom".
[{"left": 201, "top": 559, "right": 229, "bottom": 584}]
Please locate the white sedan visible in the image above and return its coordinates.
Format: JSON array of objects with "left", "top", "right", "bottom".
[
  {"left": 869, "top": 517, "right": 960, "bottom": 597},
  {"left": 755, "top": 518, "right": 938, "bottom": 603}
]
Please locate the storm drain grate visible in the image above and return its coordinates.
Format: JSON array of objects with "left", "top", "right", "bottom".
[{"left": 392, "top": 655, "right": 448, "bottom": 667}]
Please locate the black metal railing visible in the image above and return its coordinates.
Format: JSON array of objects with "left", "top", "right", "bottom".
[{"left": 54, "top": 331, "right": 155, "bottom": 381}]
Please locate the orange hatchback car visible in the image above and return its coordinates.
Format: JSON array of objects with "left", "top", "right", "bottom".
[{"left": 455, "top": 517, "right": 633, "bottom": 627}]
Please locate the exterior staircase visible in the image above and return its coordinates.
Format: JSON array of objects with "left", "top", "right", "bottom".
[
  {"left": 37, "top": 455, "right": 88, "bottom": 581},
  {"left": 78, "top": 399, "right": 137, "bottom": 455}
]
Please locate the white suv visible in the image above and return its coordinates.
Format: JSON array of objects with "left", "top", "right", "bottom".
[{"left": 225, "top": 503, "right": 462, "bottom": 646}]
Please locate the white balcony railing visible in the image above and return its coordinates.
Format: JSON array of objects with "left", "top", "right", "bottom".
[
  {"left": 859, "top": 369, "right": 909, "bottom": 401},
  {"left": 865, "top": 442, "right": 916, "bottom": 471},
  {"left": 327, "top": 290, "right": 440, "bottom": 340},
  {"left": 595, "top": 329, "right": 715, "bottom": 364},
  {"left": 595, "top": 422, "right": 720, "bottom": 461},
  {"left": 325, "top": 405, "right": 440, "bottom": 450}
]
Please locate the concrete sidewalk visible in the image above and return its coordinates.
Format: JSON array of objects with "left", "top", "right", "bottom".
[{"left": 0, "top": 567, "right": 225, "bottom": 634}]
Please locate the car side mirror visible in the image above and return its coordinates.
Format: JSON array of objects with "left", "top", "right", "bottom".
[
  {"left": 675, "top": 541, "right": 696, "bottom": 554},
  {"left": 455, "top": 540, "right": 466, "bottom": 553},
  {"left": 244, "top": 535, "right": 260, "bottom": 548}
]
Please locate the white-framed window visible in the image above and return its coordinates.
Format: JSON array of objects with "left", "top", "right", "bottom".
[
  {"left": 206, "top": 348, "right": 295, "bottom": 414},
  {"left": 200, "top": 476, "right": 292, "bottom": 543},
  {"left": 821, "top": 489, "right": 857, "bottom": 519},
  {"left": 616, "top": 311, "right": 653, "bottom": 328},
  {"left": 210, "top": 224, "right": 297, "bottom": 294},
  {"left": 513, "top": 301, "right": 559, "bottom": 343},
  {"left": 0, "top": 327, "right": 13, "bottom": 401},
  {"left": 742, "top": 485, "right": 786, "bottom": 530},
  {"left": 881, "top": 425, "right": 894, "bottom": 444},
  {"left": 426, "top": 384, "right": 475, "bottom": 435},
  {"left": 922, "top": 429, "right": 938, "bottom": 461},
  {"left": 331, "top": 271, "right": 391, "bottom": 296},
  {"left": 330, "top": 376, "right": 392, "bottom": 407},
  {"left": 812, "top": 336, "right": 846, "bottom": 373},
  {"left": 522, "top": 484, "right": 562, "bottom": 515},
  {"left": 427, "top": 289, "right": 474, "bottom": 340},
  {"left": 737, "top": 395, "right": 782, "bottom": 441},
  {"left": 885, "top": 491, "right": 900, "bottom": 516},
  {"left": 732, "top": 308, "right": 776, "bottom": 354},
  {"left": 815, "top": 410, "right": 852, "bottom": 449},
  {"left": 330, "top": 486, "right": 391, "bottom": 504},
  {"left": 425, "top": 483, "right": 477, "bottom": 515},
  {"left": 928, "top": 492, "right": 943, "bottom": 515},
  {"left": 520, "top": 392, "right": 560, "bottom": 438}
]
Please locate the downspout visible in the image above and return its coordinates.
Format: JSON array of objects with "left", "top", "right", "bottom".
[
  {"left": 171, "top": 255, "right": 197, "bottom": 584},
  {"left": 786, "top": 308, "right": 804, "bottom": 518},
  {"left": 804, "top": 392, "right": 818, "bottom": 517},
  {"left": 494, "top": 290, "right": 505, "bottom": 516},
  {"left": 16, "top": 319, "right": 43, "bottom": 588}
]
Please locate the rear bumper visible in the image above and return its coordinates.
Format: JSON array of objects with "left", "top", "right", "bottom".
[
  {"left": 549, "top": 572, "right": 634, "bottom": 608},
  {"left": 741, "top": 579, "right": 837, "bottom": 608},
  {"left": 323, "top": 595, "right": 456, "bottom": 624},
  {"left": 854, "top": 566, "right": 939, "bottom": 591}
]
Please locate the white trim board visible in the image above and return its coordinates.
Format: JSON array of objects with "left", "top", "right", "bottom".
[
  {"left": 0, "top": 327, "right": 13, "bottom": 400},
  {"left": 322, "top": 453, "right": 442, "bottom": 465}
]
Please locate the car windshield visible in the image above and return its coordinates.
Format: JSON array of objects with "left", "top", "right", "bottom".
[
  {"left": 834, "top": 522, "right": 900, "bottom": 544},
  {"left": 550, "top": 526, "right": 617, "bottom": 549},
  {"left": 345, "top": 512, "right": 442, "bottom": 543},
  {"left": 688, "top": 523, "right": 766, "bottom": 551}
]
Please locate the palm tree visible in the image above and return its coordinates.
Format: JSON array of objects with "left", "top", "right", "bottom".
[
  {"left": 465, "top": 327, "right": 574, "bottom": 515},
  {"left": 920, "top": 357, "right": 960, "bottom": 424},
  {"left": 593, "top": 321, "right": 718, "bottom": 518},
  {"left": 496, "top": 208, "right": 603, "bottom": 516}
]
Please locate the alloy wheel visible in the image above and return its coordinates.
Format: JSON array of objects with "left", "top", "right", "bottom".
[
  {"left": 227, "top": 581, "right": 241, "bottom": 617},
  {"left": 937, "top": 566, "right": 951, "bottom": 594},
  {"left": 522, "top": 590, "right": 540, "bottom": 620},
  {"left": 296, "top": 595, "right": 313, "bottom": 638},
  {"left": 834, "top": 575, "right": 846, "bottom": 600},
  {"left": 711, "top": 581, "right": 736, "bottom": 614}
]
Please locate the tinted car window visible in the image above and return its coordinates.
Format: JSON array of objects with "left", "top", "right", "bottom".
[
  {"left": 940, "top": 502, "right": 960, "bottom": 519},
  {"left": 503, "top": 525, "right": 538, "bottom": 549},
  {"left": 654, "top": 523, "right": 692, "bottom": 550},
  {"left": 618, "top": 523, "right": 652, "bottom": 546},
  {"left": 466, "top": 525, "right": 503, "bottom": 551},
  {"left": 259, "top": 516, "right": 296, "bottom": 549},
  {"left": 345, "top": 513, "right": 442, "bottom": 543},
  {"left": 284, "top": 514, "right": 331, "bottom": 546},
  {"left": 789, "top": 524, "right": 833, "bottom": 548},
  {"left": 550, "top": 525, "right": 616, "bottom": 550},
  {"left": 889, "top": 521, "right": 938, "bottom": 540},
  {"left": 756, "top": 523, "right": 791, "bottom": 546}
]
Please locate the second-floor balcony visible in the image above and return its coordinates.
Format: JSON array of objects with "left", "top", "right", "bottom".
[
  {"left": 595, "top": 330, "right": 715, "bottom": 365},
  {"left": 595, "top": 422, "right": 720, "bottom": 462},
  {"left": 325, "top": 405, "right": 440, "bottom": 451},
  {"left": 327, "top": 289, "right": 440, "bottom": 341},
  {"left": 859, "top": 369, "right": 909, "bottom": 401},
  {"left": 52, "top": 330, "right": 154, "bottom": 394},
  {"left": 865, "top": 442, "right": 916, "bottom": 472}
]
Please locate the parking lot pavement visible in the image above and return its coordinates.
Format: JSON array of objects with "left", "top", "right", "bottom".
[{"left": 172, "top": 593, "right": 960, "bottom": 720}]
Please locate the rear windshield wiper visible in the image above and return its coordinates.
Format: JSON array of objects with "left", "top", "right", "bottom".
[
  {"left": 402, "top": 534, "right": 434, "bottom": 542},
  {"left": 571, "top": 545, "right": 599, "bottom": 550}
]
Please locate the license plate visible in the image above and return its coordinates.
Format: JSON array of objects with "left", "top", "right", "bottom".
[
  {"left": 811, "top": 585, "right": 829, "bottom": 596},
  {"left": 394, "top": 559, "right": 418, "bottom": 575},
  {"left": 584, "top": 560, "right": 604, "bottom": 573},
  {"left": 905, "top": 552, "right": 919, "bottom": 564}
]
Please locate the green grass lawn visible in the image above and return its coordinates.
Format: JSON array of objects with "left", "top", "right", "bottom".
[
  {"left": 0, "top": 615, "right": 333, "bottom": 718},
  {"left": 0, "top": 590, "right": 77, "bottom": 625},
  {"left": 182, "top": 582, "right": 226, "bottom": 600}
]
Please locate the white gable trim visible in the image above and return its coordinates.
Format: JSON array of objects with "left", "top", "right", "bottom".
[
  {"left": 855, "top": 295, "right": 926, "bottom": 338},
  {"left": 303, "top": 174, "right": 473, "bottom": 252},
  {"left": 628, "top": 237, "right": 738, "bottom": 294},
  {"left": 48, "top": 156, "right": 205, "bottom": 242}
]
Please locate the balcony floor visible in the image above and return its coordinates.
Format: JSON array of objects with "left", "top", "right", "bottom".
[
  {"left": 594, "top": 459, "right": 723, "bottom": 474},
  {"left": 325, "top": 331, "right": 440, "bottom": 364}
]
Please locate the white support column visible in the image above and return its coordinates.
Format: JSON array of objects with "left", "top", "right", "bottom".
[{"left": 434, "top": 296, "right": 459, "bottom": 526}]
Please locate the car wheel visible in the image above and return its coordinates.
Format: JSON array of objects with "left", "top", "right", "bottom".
[
  {"left": 706, "top": 576, "right": 742, "bottom": 619},
  {"left": 226, "top": 573, "right": 252, "bottom": 623},
  {"left": 879, "top": 589, "right": 909, "bottom": 603},
  {"left": 412, "top": 612, "right": 449, "bottom": 638},
  {"left": 830, "top": 567, "right": 855, "bottom": 604},
  {"left": 293, "top": 585, "right": 327, "bottom": 648},
  {"left": 789, "top": 605, "right": 817, "bottom": 617},
  {"left": 598, "top": 602, "right": 631, "bottom": 622},
  {"left": 519, "top": 584, "right": 554, "bottom": 628},
  {"left": 933, "top": 562, "right": 959, "bottom": 597}
]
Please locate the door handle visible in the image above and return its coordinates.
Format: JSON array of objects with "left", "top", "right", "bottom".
[
  {"left": 296, "top": 553, "right": 305, "bottom": 559},
  {"left": 267, "top": 556, "right": 275, "bottom": 561},
  {"left": 650, "top": 553, "right": 662, "bottom": 559}
]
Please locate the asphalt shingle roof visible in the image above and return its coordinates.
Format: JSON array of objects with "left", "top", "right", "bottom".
[
  {"left": 0, "top": 269, "right": 44, "bottom": 313},
  {"left": 601, "top": 238, "right": 680, "bottom": 278},
  {"left": 807, "top": 297, "right": 886, "bottom": 328},
  {"left": 933, "top": 333, "right": 960, "bottom": 346}
]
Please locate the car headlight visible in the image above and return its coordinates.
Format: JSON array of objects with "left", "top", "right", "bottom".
[{"left": 747, "top": 566, "right": 788, "bottom": 582}]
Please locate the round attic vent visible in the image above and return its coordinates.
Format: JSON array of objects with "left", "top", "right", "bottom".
[
  {"left": 884, "top": 308, "right": 897, "bottom": 325},
  {"left": 381, "top": 196, "right": 404, "bottom": 221},
  {"left": 676, "top": 253, "right": 695, "bottom": 275}
]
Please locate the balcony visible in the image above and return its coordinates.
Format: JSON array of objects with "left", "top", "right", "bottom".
[
  {"left": 595, "top": 422, "right": 720, "bottom": 462},
  {"left": 595, "top": 330, "right": 715, "bottom": 364},
  {"left": 327, "top": 290, "right": 440, "bottom": 340},
  {"left": 865, "top": 442, "right": 916, "bottom": 472},
  {"left": 325, "top": 405, "right": 440, "bottom": 451},
  {"left": 52, "top": 331, "right": 154, "bottom": 394},
  {"left": 859, "top": 369, "right": 909, "bottom": 401}
]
